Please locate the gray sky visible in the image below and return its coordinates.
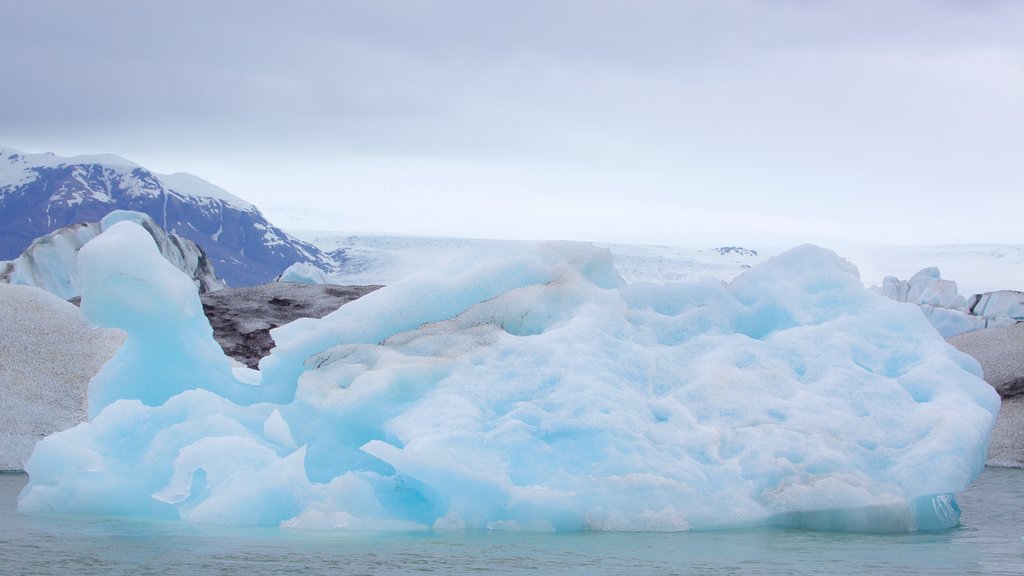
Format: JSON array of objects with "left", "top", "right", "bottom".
[{"left": 2, "top": 0, "right": 1022, "bottom": 247}]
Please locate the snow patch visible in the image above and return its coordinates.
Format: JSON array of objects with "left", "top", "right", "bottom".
[{"left": 158, "top": 172, "right": 255, "bottom": 212}]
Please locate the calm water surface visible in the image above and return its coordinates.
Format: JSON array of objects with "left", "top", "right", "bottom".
[{"left": 1, "top": 468, "right": 1022, "bottom": 575}]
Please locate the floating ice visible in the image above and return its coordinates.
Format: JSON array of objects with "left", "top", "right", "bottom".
[
  {"left": 277, "top": 262, "right": 330, "bottom": 285},
  {"left": 18, "top": 221, "right": 999, "bottom": 532},
  {"left": 968, "top": 290, "right": 1024, "bottom": 322},
  {"left": 875, "top": 267, "right": 1021, "bottom": 337},
  {"left": 1, "top": 210, "right": 224, "bottom": 300}
]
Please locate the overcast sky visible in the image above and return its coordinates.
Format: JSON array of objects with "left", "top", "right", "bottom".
[{"left": 2, "top": 1, "right": 1021, "bottom": 247}]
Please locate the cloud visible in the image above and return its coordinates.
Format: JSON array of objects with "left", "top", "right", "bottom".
[{"left": 2, "top": 1, "right": 1022, "bottom": 244}]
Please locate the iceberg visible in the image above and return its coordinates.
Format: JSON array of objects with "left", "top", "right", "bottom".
[
  {"left": 874, "top": 267, "right": 1022, "bottom": 337},
  {"left": 276, "top": 261, "right": 331, "bottom": 285},
  {"left": 1, "top": 209, "right": 225, "bottom": 300},
  {"left": 18, "top": 221, "right": 999, "bottom": 532}
]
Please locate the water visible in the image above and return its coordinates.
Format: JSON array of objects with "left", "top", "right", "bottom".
[{"left": 2, "top": 468, "right": 1022, "bottom": 575}]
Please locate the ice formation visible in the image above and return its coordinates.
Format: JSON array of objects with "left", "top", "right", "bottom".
[
  {"left": 277, "top": 262, "right": 331, "bottom": 285},
  {"left": 75, "top": 221, "right": 266, "bottom": 416},
  {"left": 1, "top": 210, "right": 225, "bottom": 299},
  {"left": 875, "top": 267, "right": 1022, "bottom": 337},
  {"left": 18, "top": 221, "right": 999, "bottom": 532},
  {"left": 967, "top": 291, "right": 1024, "bottom": 323}
]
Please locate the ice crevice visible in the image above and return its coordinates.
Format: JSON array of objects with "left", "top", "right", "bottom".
[{"left": 17, "top": 221, "right": 999, "bottom": 533}]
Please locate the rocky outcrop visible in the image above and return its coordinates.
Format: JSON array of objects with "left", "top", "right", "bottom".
[
  {"left": 712, "top": 246, "right": 758, "bottom": 257},
  {"left": 1, "top": 146, "right": 336, "bottom": 286},
  {"left": 0, "top": 285, "right": 125, "bottom": 470},
  {"left": 1, "top": 210, "right": 225, "bottom": 299},
  {"left": 201, "top": 282, "right": 382, "bottom": 368}
]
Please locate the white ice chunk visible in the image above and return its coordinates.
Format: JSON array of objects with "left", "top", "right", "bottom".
[
  {"left": 263, "top": 409, "right": 297, "bottom": 449},
  {"left": 277, "top": 262, "right": 330, "bottom": 285},
  {"left": 968, "top": 290, "right": 1024, "bottom": 320}
]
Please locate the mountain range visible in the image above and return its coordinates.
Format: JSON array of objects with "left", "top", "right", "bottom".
[{"left": 0, "top": 146, "right": 335, "bottom": 287}]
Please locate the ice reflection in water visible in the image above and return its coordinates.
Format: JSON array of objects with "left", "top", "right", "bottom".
[{"left": 3, "top": 468, "right": 1023, "bottom": 576}]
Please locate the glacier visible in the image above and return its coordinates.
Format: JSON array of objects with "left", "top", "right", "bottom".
[{"left": 18, "top": 221, "right": 999, "bottom": 532}]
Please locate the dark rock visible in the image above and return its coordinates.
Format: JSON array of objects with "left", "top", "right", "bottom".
[
  {"left": 201, "top": 282, "right": 382, "bottom": 368},
  {"left": 714, "top": 246, "right": 758, "bottom": 257}
]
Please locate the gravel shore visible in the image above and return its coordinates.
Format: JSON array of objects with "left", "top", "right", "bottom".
[{"left": 947, "top": 322, "right": 1024, "bottom": 468}]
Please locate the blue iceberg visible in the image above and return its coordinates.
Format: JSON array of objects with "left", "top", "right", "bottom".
[{"left": 18, "top": 221, "right": 999, "bottom": 532}]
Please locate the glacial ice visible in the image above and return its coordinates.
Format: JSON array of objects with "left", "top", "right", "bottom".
[
  {"left": 0, "top": 210, "right": 225, "bottom": 299},
  {"left": 18, "top": 221, "right": 999, "bottom": 532},
  {"left": 968, "top": 291, "right": 1024, "bottom": 322},
  {"left": 875, "top": 267, "right": 1022, "bottom": 337},
  {"left": 277, "top": 261, "right": 331, "bottom": 285}
]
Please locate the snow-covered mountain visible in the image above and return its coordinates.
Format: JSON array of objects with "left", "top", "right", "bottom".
[{"left": 0, "top": 146, "right": 335, "bottom": 286}]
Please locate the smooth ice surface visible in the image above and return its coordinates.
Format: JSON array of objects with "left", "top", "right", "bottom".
[
  {"left": 19, "top": 223, "right": 1000, "bottom": 532},
  {"left": 76, "top": 222, "right": 268, "bottom": 417},
  {"left": 969, "top": 291, "right": 1024, "bottom": 321},
  {"left": 277, "top": 262, "right": 330, "bottom": 285}
]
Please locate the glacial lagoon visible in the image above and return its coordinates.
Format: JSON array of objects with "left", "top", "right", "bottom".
[{"left": 3, "top": 468, "right": 1022, "bottom": 575}]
